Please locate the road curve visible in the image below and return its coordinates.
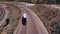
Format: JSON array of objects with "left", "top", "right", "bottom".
[
  {"left": 0, "top": 7, "right": 9, "bottom": 26},
  {"left": 13, "top": 5, "right": 49, "bottom": 34}
]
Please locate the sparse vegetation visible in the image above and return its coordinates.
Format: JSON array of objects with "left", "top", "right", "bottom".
[
  {"left": 1, "top": 0, "right": 60, "bottom": 4},
  {"left": 27, "top": 5, "right": 60, "bottom": 34},
  {"left": 0, "top": 4, "right": 21, "bottom": 34}
]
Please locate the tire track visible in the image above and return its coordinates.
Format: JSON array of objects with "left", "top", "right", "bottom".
[
  {"left": 0, "top": 7, "right": 9, "bottom": 26},
  {"left": 0, "top": 7, "right": 5, "bottom": 21}
]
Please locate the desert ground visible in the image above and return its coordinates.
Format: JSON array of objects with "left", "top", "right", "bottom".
[{"left": 0, "top": 2, "right": 60, "bottom": 34}]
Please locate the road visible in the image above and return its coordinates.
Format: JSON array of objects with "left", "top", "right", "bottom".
[
  {"left": 0, "top": 3, "right": 49, "bottom": 34},
  {"left": 0, "top": 6, "right": 9, "bottom": 26},
  {"left": 1, "top": 3, "right": 60, "bottom": 34},
  {"left": 13, "top": 5, "right": 49, "bottom": 34},
  {"left": 46, "top": 5, "right": 60, "bottom": 9}
]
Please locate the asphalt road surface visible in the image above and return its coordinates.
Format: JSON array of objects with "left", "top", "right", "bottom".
[{"left": 13, "top": 5, "right": 49, "bottom": 34}]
